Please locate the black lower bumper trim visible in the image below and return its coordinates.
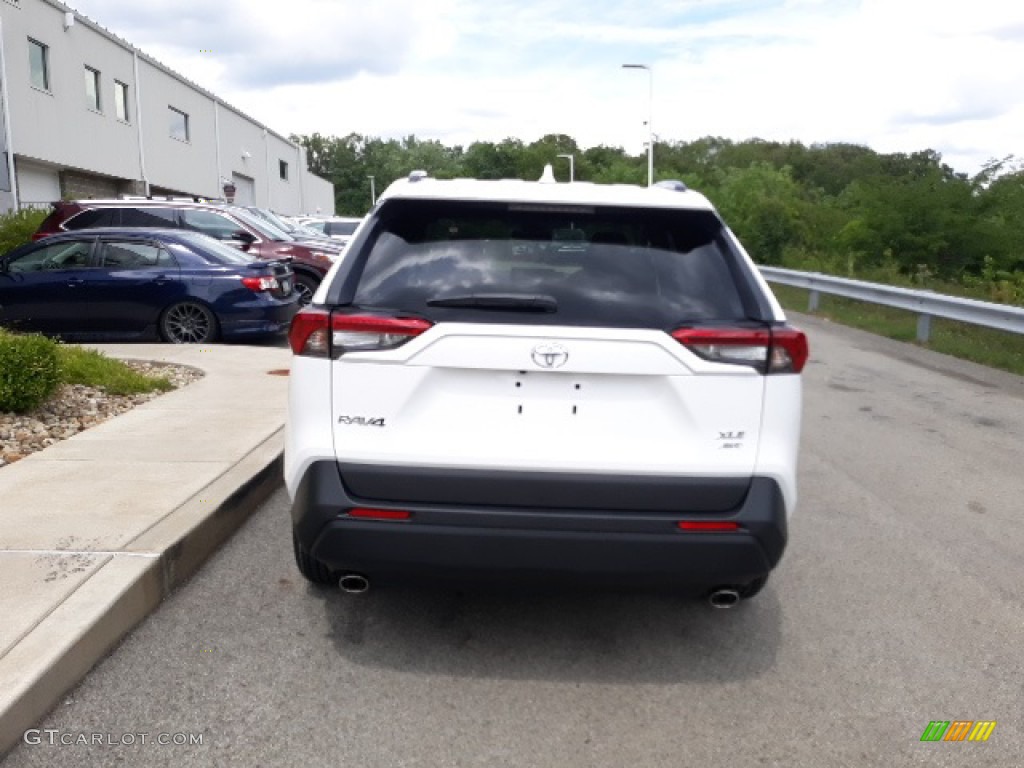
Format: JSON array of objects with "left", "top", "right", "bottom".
[
  {"left": 338, "top": 463, "right": 750, "bottom": 512},
  {"left": 290, "top": 461, "right": 788, "bottom": 587}
]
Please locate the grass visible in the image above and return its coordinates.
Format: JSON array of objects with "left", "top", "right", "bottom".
[
  {"left": 56, "top": 345, "right": 174, "bottom": 395},
  {"left": 770, "top": 284, "right": 1024, "bottom": 377}
]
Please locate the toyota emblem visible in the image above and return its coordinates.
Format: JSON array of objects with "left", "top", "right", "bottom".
[{"left": 531, "top": 343, "right": 568, "bottom": 369}]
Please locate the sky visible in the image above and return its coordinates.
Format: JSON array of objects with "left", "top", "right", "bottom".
[{"left": 65, "top": 0, "right": 1024, "bottom": 176}]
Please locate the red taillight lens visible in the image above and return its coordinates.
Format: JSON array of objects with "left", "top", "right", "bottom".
[
  {"left": 671, "top": 326, "right": 808, "bottom": 373},
  {"left": 348, "top": 507, "right": 411, "bottom": 521},
  {"left": 288, "top": 307, "right": 331, "bottom": 356},
  {"left": 288, "top": 310, "right": 433, "bottom": 357},
  {"left": 769, "top": 327, "right": 809, "bottom": 373},
  {"left": 241, "top": 275, "right": 279, "bottom": 292},
  {"left": 31, "top": 232, "right": 51, "bottom": 241},
  {"left": 677, "top": 521, "right": 740, "bottom": 532}
]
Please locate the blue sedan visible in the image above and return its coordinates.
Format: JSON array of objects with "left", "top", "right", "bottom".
[{"left": 0, "top": 228, "right": 300, "bottom": 343}]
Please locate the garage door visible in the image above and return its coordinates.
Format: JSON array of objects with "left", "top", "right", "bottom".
[
  {"left": 231, "top": 173, "right": 255, "bottom": 206},
  {"left": 17, "top": 160, "right": 61, "bottom": 209}
]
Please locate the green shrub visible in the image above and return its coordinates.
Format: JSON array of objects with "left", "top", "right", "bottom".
[
  {"left": 0, "top": 208, "right": 49, "bottom": 256},
  {"left": 0, "top": 331, "right": 61, "bottom": 413}
]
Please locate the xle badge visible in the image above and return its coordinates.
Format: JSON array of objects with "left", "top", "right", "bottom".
[{"left": 718, "top": 431, "right": 745, "bottom": 449}]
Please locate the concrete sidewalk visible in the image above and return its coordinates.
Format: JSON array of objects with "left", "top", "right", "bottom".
[{"left": 0, "top": 343, "right": 291, "bottom": 757}]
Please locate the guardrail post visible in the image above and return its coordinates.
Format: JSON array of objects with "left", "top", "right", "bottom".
[
  {"left": 917, "top": 314, "right": 932, "bottom": 343},
  {"left": 808, "top": 290, "right": 820, "bottom": 312}
]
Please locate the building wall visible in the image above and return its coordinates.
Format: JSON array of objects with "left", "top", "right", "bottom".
[
  {"left": 0, "top": 0, "right": 333, "bottom": 214},
  {"left": 135, "top": 54, "right": 218, "bottom": 197},
  {"left": 303, "top": 167, "right": 334, "bottom": 215},
  {"left": 5, "top": 0, "right": 141, "bottom": 181}
]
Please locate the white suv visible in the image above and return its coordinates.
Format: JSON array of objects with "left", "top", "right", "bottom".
[{"left": 285, "top": 173, "right": 807, "bottom": 606}]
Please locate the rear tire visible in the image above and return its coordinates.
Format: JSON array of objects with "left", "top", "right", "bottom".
[
  {"left": 292, "top": 529, "right": 335, "bottom": 585},
  {"left": 293, "top": 274, "right": 319, "bottom": 306}
]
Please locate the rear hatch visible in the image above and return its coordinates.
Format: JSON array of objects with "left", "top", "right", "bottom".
[{"left": 325, "top": 199, "right": 781, "bottom": 510}]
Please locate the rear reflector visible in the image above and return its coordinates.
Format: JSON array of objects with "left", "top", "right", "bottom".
[
  {"left": 348, "top": 507, "right": 412, "bottom": 521},
  {"left": 671, "top": 326, "right": 808, "bottom": 373},
  {"left": 677, "top": 521, "right": 740, "bottom": 532}
]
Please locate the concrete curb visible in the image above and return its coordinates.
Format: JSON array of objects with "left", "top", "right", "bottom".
[{"left": 0, "top": 432, "right": 284, "bottom": 758}]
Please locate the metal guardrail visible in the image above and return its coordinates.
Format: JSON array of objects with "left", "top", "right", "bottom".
[{"left": 758, "top": 266, "right": 1024, "bottom": 342}]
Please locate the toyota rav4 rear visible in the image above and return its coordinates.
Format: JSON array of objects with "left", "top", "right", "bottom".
[{"left": 285, "top": 174, "right": 806, "bottom": 604}]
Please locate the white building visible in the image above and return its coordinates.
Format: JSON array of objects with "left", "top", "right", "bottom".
[{"left": 0, "top": 0, "right": 334, "bottom": 214}]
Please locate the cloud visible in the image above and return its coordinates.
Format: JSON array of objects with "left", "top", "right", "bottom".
[
  {"left": 69, "top": 0, "right": 435, "bottom": 86},
  {"left": 65, "top": 0, "right": 1024, "bottom": 175}
]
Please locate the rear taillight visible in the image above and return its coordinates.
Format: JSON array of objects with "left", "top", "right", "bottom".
[
  {"left": 31, "top": 232, "right": 51, "bottom": 241},
  {"left": 677, "top": 521, "right": 740, "bottom": 532},
  {"left": 330, "top": 314, "right": 432, "bottom": 353},
  {"left": 768, "top": 328, "right": 809, "bottom": 373},
  {"left": 288, "top": 307, "right": 331, "bottom": 356},
  {"left": 287, "top": 309, "right": 432, "bottom": 357},
  {"left": 671, "top": 326, "right": 808, "bottom": 374},
  {"left": 241, "top": 275, "right": 279, "bottom": 292}
]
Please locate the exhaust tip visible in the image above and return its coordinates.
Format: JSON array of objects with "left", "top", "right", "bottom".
[
  {"left": 338, "top": 573, "right": 369, "bottom": 594},
  {"left": 708, "top": 588, "right": 740, "bottom": 609}
]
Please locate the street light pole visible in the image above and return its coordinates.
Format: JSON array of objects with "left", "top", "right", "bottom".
[
  {"left": 622, "top": 63, "right": 653, "bottom": 187},
  {"left": 556, "top": 153, "right": 574, "bottom": 182},
  {"left": 367, "top": 175, "right": 376, "bottom": 207}
]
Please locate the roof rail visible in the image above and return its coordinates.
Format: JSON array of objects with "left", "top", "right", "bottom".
[
  {"left": 654, "top": 179, "right": 688, "bottom": 192},
  {"left": 116, "top": 194, "right": 225, "bottom": 203}
]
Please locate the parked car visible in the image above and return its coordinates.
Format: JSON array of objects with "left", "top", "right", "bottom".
[
  {"left": 34, "top": 199, "right": 344, "bottom": 305},
  {"left": 0, "top": 229, "right": 299, "bottom": 343},
  {"left": 285, "top": 173, "right": 808, "bottom": 605},
  {"left": 242, "top": 206, "right": 336, "bottom": 244},
  {"left": 297, "top": 216, "right": 362, "bottom": 247}
]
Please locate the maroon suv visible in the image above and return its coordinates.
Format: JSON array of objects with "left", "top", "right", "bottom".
[{"left": 34, "top": 199, "right": 344, "bottom": 304}]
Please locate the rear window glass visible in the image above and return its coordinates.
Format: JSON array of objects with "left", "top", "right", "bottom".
[
  {"left": 64, "top": 209, "right": 117, "bottom": 229},
  {"left": 119, "top": 207, "right": 179, "bottom": 227},
  {"left": 326, "top": 221, "right": 359, "bottom": 236},
  {"left": 351, "top": 200, "right": 752, "bottom": 328},
  {"left": 173, "top": 231, "right": 259, "bottom": 265}
]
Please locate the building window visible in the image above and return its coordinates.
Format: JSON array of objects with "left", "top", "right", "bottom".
[
  {"left": 28, "top": 38, "right": 49, "bottom": 91},
  {"left": 169, "top": 106, "right": 190, "bottom": 142},
  {"left": 84, "top": 66, "right": 101, "bottom": 111},
  {"left": 114, "top": 81, "right": 129, "bottom": 122},
  {"left": 279, "top": 160, "right": 289, "bottom": 181}
]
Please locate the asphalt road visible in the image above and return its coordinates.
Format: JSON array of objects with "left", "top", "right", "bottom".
[{"left": 5, "top": 316, "right": 1023, "bottom": 768}]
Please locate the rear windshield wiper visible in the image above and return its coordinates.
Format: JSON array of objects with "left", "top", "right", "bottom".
[{"left": 426, "top": 293, "right": 558, "bottom": 312}]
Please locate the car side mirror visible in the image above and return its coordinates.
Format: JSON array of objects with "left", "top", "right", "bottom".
[{"left": 230, "top": 230, "right": 256, "bottom": 250}]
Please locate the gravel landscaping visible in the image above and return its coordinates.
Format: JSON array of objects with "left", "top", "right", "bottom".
[{"left": 0, "top": 360, "right": 203, "bottom": 468}]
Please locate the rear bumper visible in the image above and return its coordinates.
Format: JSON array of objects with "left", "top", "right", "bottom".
[
  {"left": 291, "top": 462, "right": 789, "bottom": 587},
  {"left": 219, "top": 299, "right": 299, "bottom": 339}
]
